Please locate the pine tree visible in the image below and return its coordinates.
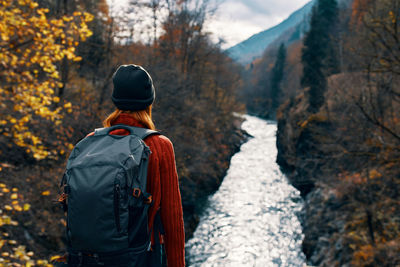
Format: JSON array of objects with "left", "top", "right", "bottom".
[
  {"left": 301, "top": 0, "right": 339, "bottom": 112},
  {"left": 319, "top": 0, "right": 340, "bottom": 75},
  {"left": 270, "top": 43, "right": 287, "bottom": 112}
]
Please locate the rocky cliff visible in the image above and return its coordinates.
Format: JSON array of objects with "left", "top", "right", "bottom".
[{"left": 276, "top": 76, "right": 400, "bottom": 266}]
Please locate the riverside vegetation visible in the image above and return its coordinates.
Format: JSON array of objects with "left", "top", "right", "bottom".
[
  {"left": 247, "top": 0, "right": 400, "bottom": 266},
  {"left": 0, "top": 0, "right": 246, "bottom": 265},
  {"left": 2, "top": 0, "right": 399, "bottom": 266}
]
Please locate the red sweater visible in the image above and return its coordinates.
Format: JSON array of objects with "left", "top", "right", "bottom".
[{"left": 97, "top": 113, "right": 185, "bottom": 266}]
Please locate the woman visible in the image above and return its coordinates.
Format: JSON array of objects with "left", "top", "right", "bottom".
[{"left": 102, "top": 64, "right": 185, "bottom": 266}]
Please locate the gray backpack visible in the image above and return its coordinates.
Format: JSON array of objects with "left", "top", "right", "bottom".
[{"left": 59, "top": 124, "right": 163, "bottom": 266}]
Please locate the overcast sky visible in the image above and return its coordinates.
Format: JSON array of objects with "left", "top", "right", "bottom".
[
  {"left": 206, "top": 0, "right": 310, "bottom": 49},
  {"left": 108, "top": 0, "right": 311, "bottom": 49}
]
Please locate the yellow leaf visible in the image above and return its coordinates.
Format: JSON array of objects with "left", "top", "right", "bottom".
[
  {"left": 50, "top": 255, "right": 62, "bottom": 261},
  {"left": 23, "top": 203, "right": 31, "bottom": 211},
  {"left": 14, "top": 205, "right": 22, "bottom": 212},
  {"left": 11, "top": 193, "right": 18, "bottom": 199},
  {"left": 30, "top": 2, "right": 39, "bottom": 8},
  {"left": 41, "top": 190, "right": 50, "bottom": 196},
  {"left": 84, "top": 12, "right": 94, "bottom": 22},
  {"left": 73, "top": 56, "right": 82, "bottom": 62},
  {"left": 14, "top": 105, "right": 22, "bottom": 111}
]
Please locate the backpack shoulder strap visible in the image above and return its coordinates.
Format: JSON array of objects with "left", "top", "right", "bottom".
[{"left": 132, "top": 127, "right": 159, "bottom": 140}]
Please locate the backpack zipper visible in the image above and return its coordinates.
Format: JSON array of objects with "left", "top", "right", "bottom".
[{"left": 114, "top": 183, "right": 122, "bottom": 233}]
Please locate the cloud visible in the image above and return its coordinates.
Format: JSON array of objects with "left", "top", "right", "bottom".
[
  {"left": 204, "top": 18, "right": 264, "bottom": 48},
  {"left": 206, "top": 0, "right": 311, "bottom": 49}
]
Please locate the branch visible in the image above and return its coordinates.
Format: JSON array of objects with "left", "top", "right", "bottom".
[
  {"left": 1, "top": 38, "right": 34, "bottom": 50},
  {"left": 355, "top": 100, "right": 400, "bottom": 141}
]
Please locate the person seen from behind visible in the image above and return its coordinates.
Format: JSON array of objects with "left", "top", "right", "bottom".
[
  {"left": 64, "top": 64, "right": 185, "bottom": 267},
  {"left": 106, "top": 64, "right": 185, "bottom": 266}
]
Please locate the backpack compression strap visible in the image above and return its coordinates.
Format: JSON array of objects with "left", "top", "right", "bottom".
[{"left": 94, "top": 124, "right": 159, "bottom": 140}]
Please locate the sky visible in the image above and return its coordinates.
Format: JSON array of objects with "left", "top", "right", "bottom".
[
  {"left": 206, "top": 0, "right": 310, "bottom": 49},
  {"left": 107, "top": 0, "right": 311, "bottom": 49}
]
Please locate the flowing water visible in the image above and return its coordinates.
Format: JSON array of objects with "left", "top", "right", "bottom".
[{"left": 186, "top": 115, "right": 306, "bottom": 267}]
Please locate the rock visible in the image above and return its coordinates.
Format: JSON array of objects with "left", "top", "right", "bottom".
[{"left": 276, "top": 94, "right": 352, "bottom": 266}]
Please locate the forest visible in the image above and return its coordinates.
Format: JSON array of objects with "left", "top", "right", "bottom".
[
  {"left": 1, "top": 0, "right": 399, "bottom": 266},
  {"left": 0, "top": 0, "right": 246, "bottom": 265},
  {"left": 246, "top": 0, "right": 399, "bottom": 265}
]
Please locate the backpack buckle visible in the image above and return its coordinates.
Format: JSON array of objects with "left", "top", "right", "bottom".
[
  {"left": 132, "top": 188, "right": 141, "bottom": 198},
  {"left": 58, "top": 193, "right": 68, "bottom": 212},
  {"left": 58, "top": 193, "right": 68, "bottom": 202},
  {"left": 144, "top": 195, "right": 152, "bottom": 204}
]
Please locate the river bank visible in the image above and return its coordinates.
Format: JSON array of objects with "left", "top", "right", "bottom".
[
  {"left": 276, "top": 88, "right": 400, "bottom": 266},
  {"left": 180, "top": 114, "right": 250, "bottom": 240}
]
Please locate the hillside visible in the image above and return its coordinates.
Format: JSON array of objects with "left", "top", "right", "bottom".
[
  {"left": 274, "top": 0, "right": 400, "bottom": 265},
  {"left": 226, "top": 0, "right": 315, "bottom": 65}
]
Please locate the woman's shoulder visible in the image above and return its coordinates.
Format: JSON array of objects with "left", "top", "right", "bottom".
[{"left": 146, "top": 133, "right": 174, "bottom": 148}]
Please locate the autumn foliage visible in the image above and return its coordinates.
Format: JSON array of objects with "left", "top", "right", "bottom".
[
  {"left": 275, "top": 0, "right": 400, "bottom": 266},
  {"left": 0, "top": 0, "right": 244, "bottom": 265},
  {"left": 0, "top": 0, "right": 93, "bottom": 160},
  {"left": 0, "top": 0, "right": 96, "bottom": 265}
]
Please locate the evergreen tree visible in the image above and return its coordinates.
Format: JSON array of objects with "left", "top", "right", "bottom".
[
  {"left": 270, "top": 43, "right": 287, "bottom": 111},
  {"left": 319, "top": 0, "right": 340, "bottom": 75},
  {"left": 301, "top": 0, "right": 339, "bottom": 112}
]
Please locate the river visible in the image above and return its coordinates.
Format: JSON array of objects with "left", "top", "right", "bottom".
[{"left": 186, "top": 115, "right": 306, "bottom": 267}]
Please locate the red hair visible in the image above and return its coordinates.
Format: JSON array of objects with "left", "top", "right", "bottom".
[{"left": 103, "top": 105, "right": 155, "bottom": 130}]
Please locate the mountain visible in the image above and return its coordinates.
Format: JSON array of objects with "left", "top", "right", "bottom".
[{"left": 226, "top": 0, "right": 316, "bottom": 65}]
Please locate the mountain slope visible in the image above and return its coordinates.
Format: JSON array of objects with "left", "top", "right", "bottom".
[{"left": 226, "top": 0, "right": 316, "bottom": 65}]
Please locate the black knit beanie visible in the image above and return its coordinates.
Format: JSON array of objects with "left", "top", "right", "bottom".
[{"left": 111, "top": 64, "right": 155, "bottom": 111}]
